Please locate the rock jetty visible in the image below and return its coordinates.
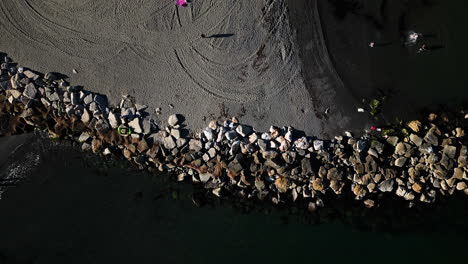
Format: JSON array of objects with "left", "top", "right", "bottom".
[{"left": 0, "top": 56, "right": 467, "bottom": 210}]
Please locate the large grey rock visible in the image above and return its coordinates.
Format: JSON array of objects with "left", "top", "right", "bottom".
[
  {"left": 443, "top": 145, "right": 457, "bottom": 159},
  {"left": 23, "top": 82, "right": 37, "bottom": 99},
  {"left": 128, "top": 118, "right": 142, "bottom": 134},
  {"left": 78, "top": 132, "right": 90, "bottom": 143},
  {"left": 94, "top": 95, "right": 108, "bottom": 111},
  {"left": 386, "top": 136, "right": 399, "bottom": 146},
  {"left": 378, "top": 179, "right": 394, "bottom": 192},
  {"left": 424, "top": 132, "right": 439, "bottom": 146},
  {"left": 94, "top": 119, "right": 110, "bottom": 133},
  {"left": 326, "top": 168, "right": 342, "bottom": 181},
  {"left": 108, "top": 112, "right": 120, "bottom": 129},
  {"left": 235, "top": 124, "right": 253, "bottom": 137},
  {"left": 257, "top": 139, "right": 268, "bottom": 152},
  {"left": 121, "top": 107, "right": 135, "bottom": 120},
  {"left": 83, "top": 94, "right": 93, "bottom": 105},
  {"left": 70, "top": 92, "right": 79, "bottom": 105},
  {"left": 142, "top": 118, "right": 152, "bottom": 134},
  {"left": 313, "top": 140, "right": 324, "bottom": 151},
  {"left": 295, "top": 137, "right": 309, "bottom": 150},
  {"left": 168, "top": 114, "right": 180, "bottom": 127},
  {"left": 356, "top": 140, "right": 369, "bottom": 153},
  {"left": 163, "top": 136, "right": 177, "bottom": 149},
  {"left": 47, "top": 92, "right": 60, "bottom": 101},
  {"left": 44, "top": 72, "right": 57, "bottom": 81},
  {"left": 228, "top": 159, "right": 243, "bottom": 173},
  {"left": 394, "top": 157, "right": 407, "bottom": 167},
  {"left": 199, "top": 173, "right": 212, "bottom": 183},
  {"left": 171, "top": 128, "right": 181, "bottom": 139},
  {"left": 301, "top": 158, "right": 313, "bottom": 175},
  {"left": 9, "top": 89, "right": 21, "bottom": 99},
  {"left": 203, "top": 128, "right": 214, "bottom": 141},
  {"left": 81, "top": 108, "right": 91, "bottom": 123},
  {"left": 409, "top": 134, "right": 423, "bottom": 146},
  {"left": 225, "top": 130, "right": 237, "bottom": 141},
  {"left": 189, "top": 139, "right": 203, "bottom": 152}
]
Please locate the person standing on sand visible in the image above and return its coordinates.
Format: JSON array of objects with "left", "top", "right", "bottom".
[{"left": 176, "top": 0, "right": 187, "bottom": 7}]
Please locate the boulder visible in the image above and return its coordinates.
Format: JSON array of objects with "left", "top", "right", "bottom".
[
  {"left": 443, "top": 145, "right": 457, "bottom": 159},
  {"left": 424, "top": 132, "right": 439, "bottom": 146},
  {"left": 295, "top": 137, "right": 309, "bottom": 149},
  {"left": 313, "top": 140, "right": 324, "bottom": 151},
  {"left": 394, "top": 157, "right": 407, "bottom": 167},
  {"left": 378, "top": 179, "right": 394, "bottom": 192},
  {"left": 163, "top": 136, "right": 177, "bottom": 150},
  {"left": 225, "top": 130, "right": 237, "bottom": 141},
  {"left": 78, "top": 132, "right": 90, "bottom": 143},
  {"left": 203, "top": 128, "right": 214, "bottom": 141},
  {"left": 168, "top": 114, "right": 180, "bottom": 126},
  {"left": 409, "top": 134, "right": 423, "bottom": 146},
  {"left": 23, "top": 82, "right": 37, "bottom": 99},
  {"left": 407, "top": 120, "right": 421, "bottom": 132},
  {"left": 228, "top": 159, "right": 243, "bottom": 174},
  {"left": 386, "top": 136, "right": 399, "bottom": 146},
  {"left": 236, "top": 124, "right": 253, "bottom": 137},
  {"left": 128, "top": 118, "right": 142, "bottom": 134},
  {"left": 108, "top": 112, "right": 120, "bottom": 128},
  {"left": 189, "top": 139, "right": 203, "bottom": 152}
]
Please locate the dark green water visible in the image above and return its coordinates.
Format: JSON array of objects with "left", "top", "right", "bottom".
[{"left": 0, "top": 134, "right": 467, "bottom": 263}]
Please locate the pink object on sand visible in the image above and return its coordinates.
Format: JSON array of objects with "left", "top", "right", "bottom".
[{"left": 176, "top": 0, "right": 187, "bottom": 7}]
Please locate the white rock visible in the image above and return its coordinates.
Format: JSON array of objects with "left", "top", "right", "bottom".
[
  {"left": 203, "top": 128, "right": 214, "bottom": 141},
  {"left": 357, "top": 108, "right": 365, "bottom": 112},
  {"left": 261, "top": 133, "right": 271, "bottom": 140},
  {"left": 168, "top": 114, "right": 179, "bottom": 126},
  {"left": 313, "top": 140, "right": 324, "bottom": 151},
  {"left": 128, "top": 118, "right": 142, "bottom": 134},
  {"left": 295, "top": 137, "right": 309, "bottom": 149},
  {"left": 163, "top": 136, "right": 177, "bottom": 149},
  {"left": 78, "top": 132, "right": 90, "bottom": 143},
  {"left": 81, "top": 108, "right": 91, "bottom": 124},
  {"left": 108, "top": 112, "right": 120, "bottom": 128}
]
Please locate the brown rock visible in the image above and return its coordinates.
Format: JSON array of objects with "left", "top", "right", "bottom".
[
  {"left": 456, "top": 182, "right": 467, "bottom": 191},
  {"left": 455, "top": 128, "right": 465, "bottom": 138},
  {"left": 311, "top": 178, "right": 325, "bottom": 191},
  {"left": 137, "top": 139, "right": 149, "bottom": 153},
  {"left": 407, "top": 120, "right": 421, "bottom": 132},
  {"left": 412, "top": 183, "right": 423, "bottom": 193},
  {"left": 274, "top": 177, "right": 289, "bottom": 193},
  {"left": 330, "top": 180, "right": 344, "bottom": 195},
  {"left": 326, "top": 167, "right": 342, "bottom": 181},
  {"left": 353, "top": 185, "right": 363, "bottom": 196},
  {"left": 363, "top": 199, "right": 375, "bottom": 208},
  {"left": 91, "top": 139, "right": 102, "bottom": 153},
  {"left": 452, "top": 167, "right": 464, "bottom": 180},
  {"left": 123, "top": 148, "right": 132, "bottom": 160},
  {"left": 127, "top": 144, "right": 136, "bottom": 153},
  {"left": 428, "top": 113, "right": 437, "bottom": 121}
]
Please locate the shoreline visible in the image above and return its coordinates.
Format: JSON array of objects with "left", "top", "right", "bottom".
[{"left": 1, "top": 56, "right": 467, "bottom": 210}]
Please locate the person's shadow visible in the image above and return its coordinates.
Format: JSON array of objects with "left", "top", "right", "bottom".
[{"left": 201, "top": 33, "right": 235, "bottom": 39}]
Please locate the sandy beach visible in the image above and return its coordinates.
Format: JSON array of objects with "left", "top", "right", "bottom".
[{"left": 0, "top": 0, "right": 375, "bottom": 138}]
